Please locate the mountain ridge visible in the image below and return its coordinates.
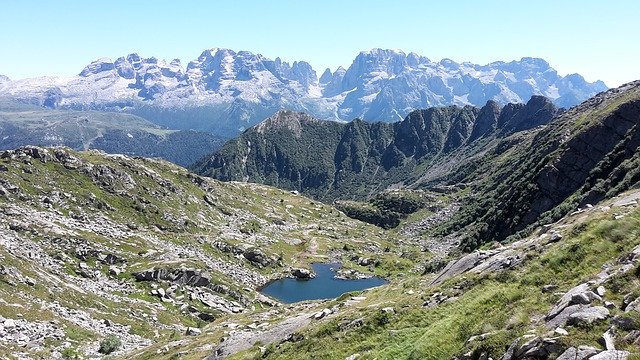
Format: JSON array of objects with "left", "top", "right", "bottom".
[
  {"left": 0, "top": 48, "right": 606, "bottom": 136},
  {"left": 193, "top": 95, "right": 561, "bottom": 201}
]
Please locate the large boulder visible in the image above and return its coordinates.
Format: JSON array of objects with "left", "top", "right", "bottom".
[
  {"left": 546, "top": 283, "right": 589, "bottom": 320},
  {"left": 546, "top": 304, "right": 588, "bottom": 329},
  {"left": 557, "top": 346, "right": 599, "bottom": 360},
  {"left": 291, "top": 268, "right": 315, "bottom": 279},
  {"left": 590, "top": 350, "right": 630, "bottom": 360},
  {"left": 567, "top": 306, "right": 610, "bottom": 326},
  {"left": 243, "top": 248, "right": 273, "bottom": 268},
  {"left": 501, "top": 336, "right": 564, "bottom": 360}
]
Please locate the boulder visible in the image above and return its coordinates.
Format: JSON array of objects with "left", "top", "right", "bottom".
[
  {"left": 600, "top": 327, "right": 616, "bottom": 350},
  {"left": 546, "top": 305, "right": 587, "bottom": 329},
  {"left": 501, "top": 336, "right": 564, "bottom": 360},
  {"left": 291, "top": 268, "right": 314, "bottom": 279},
  {"left": 557, "top": 346, "right": 599, "bottom": 360},
  {"left": 590, "top": 350, "right": 630, "bottom": 360},
  {"left": 185, "top": 327, "right": 202, "bottom": 336},
  {"left": 567, "top": 306, "right": 610, "bottom": 326},
  {"left": 3, "top": 319, "right": 16, "bottom": 329},
  {"left": 546, "top": 283, "right": 589, "bottom": 320},
  {"left": 570, "top": 291, "right": 602, "bottom": 305},
  {"left": 243, "top": 248, "right": 273, "bottom": 268},
  {"left": 134, "top": 267, "right": 211, "bottom": 287},
  {"left": 624, "top": 297, "right": 640, "bottom": 312}
]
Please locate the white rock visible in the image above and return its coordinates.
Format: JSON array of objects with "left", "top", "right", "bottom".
[
  {"left": 3, "top": 319, "right": 16, "bottom": 329},
  {"left": 186, "top": 327, "right": 202, "bottom": 336},
  {"left": 554, "top": 327, "right": 568, "bottom": 336}
]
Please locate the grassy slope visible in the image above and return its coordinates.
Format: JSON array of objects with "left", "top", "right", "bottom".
[
  {"left": 0, "top": 147, "right": 424, "bottom": 359},
  {"left": 217, "top": 192, "right": 640, "bottom": 360}
]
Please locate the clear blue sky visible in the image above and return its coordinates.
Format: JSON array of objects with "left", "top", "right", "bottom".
[{"left": 1, "top": 0, "right": 638, "bottom": 87}]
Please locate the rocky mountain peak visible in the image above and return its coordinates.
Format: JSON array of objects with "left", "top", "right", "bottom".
[
  {"left": 0, "top": 74, "right": 10, "bottom": 83},
  {"left": 497, "top": 95, "right": 559, "bottom": 134},
  {"left": 439, "top": 58, "right": 459, "bottom": 70},
  {"left": 79, "top": 57, "right": 115, "bottom": 77},
  {"left": 468, "top": 100, "right": 503, "bottom": 141},
  {"left": 345, "top": 48, "right": 409, "bottom": 84},
  {"left": 406, "top": 52, "right": 430, "bottom": 67},
  {"left": 254, "top": 110, "right": 321, "bottom": 137},
  {"left": 520, "top": 56, "right": 551, "bottom": 69},
  {"left": 319, "top": 68, "right": 333, "bottom": 85},
  {"left": 322, "top": 66, "right": 349, "bottom": 97}
]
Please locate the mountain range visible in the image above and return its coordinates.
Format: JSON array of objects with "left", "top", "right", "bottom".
[
  {"left": 0, "top": 48, "right": 607, "bottom": 137},
  {"left": 1, "top": 80, "right": 640, "bottom": 359}
]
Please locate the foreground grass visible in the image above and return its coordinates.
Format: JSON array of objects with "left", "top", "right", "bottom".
[{"left": 227, "top": 204, "right": 640, "bottom": 360}]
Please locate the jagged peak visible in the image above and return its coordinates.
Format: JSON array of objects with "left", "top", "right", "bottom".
[
  {"left": 334, "top": 66, "right": 347, "bottom": 75},
  {"left": 358, "top": 48, "right": 406, "bottom": 58},
  {"left": 519, "top": 56, "right": 550, "bottom": 68},
  {"left": 79, "top": 57, "right": 115, "bottom": 77},
  {"left": 525, "top": 94, "right": 556, "bottom": 110},
  {"left": 319, "top": 68, "right": 333, "bottom": 84},
  {"left": 254, "top": 110, "right": 322, "bottom": 137}
]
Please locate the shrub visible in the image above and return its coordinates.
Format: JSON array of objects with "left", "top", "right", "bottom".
[
  {"left": 61, "top": 347, "right": 79, "bottom": 359},
  {"left": 99, "top": 334, "right": 121, "bottom": 355}
]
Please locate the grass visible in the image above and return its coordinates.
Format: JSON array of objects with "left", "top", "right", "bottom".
[
  {"left": 0, "top": 146, "right": 405, "bottom": 358},
  {"left": 222, "top": 200, "right": 640, "bottom": 360}
]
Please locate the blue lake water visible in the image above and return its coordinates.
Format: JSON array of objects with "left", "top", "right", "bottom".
[{"left": 260, "top": 263, "right": 387, "bottom": 303}]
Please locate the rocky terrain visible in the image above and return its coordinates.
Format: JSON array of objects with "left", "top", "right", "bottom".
[
  {"left": 0, "top": 146, "right": 422, "bottom": 359},
  {"left": 1, "top": 82, "right": 640, "bottom": 360},
  {"left": 0, "top": 48, "right": 606, "bottom": 136}
]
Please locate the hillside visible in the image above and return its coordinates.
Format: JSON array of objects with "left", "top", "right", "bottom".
[
  {"left": 195, "top": 82, "right": 640, "bottom": 251},
  {"left": 1, "top": 137, "right": 640, "bottom": 358},
  {"left": 193, "top": 96, "right": 560, "bottom": 201},
  {"left": 0, "top": 103, "right": 225, "bottom": 166},
  {"left": 0, "top": 146, "right": 417, "bottom": 359},
  {"left": 0, "top": 48, "right": 605, "bottom": 137},
  {"left": 437, "top": 80, "right": 640, "bottom": 249}
]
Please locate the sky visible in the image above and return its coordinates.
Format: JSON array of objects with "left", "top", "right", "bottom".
[{"left": 1, "top": 0, "right": 638, "bottom": 87}]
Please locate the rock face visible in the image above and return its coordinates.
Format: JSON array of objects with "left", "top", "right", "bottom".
[
  {"left": 0, "top": 48, "right": 606, "bottom": 137},
  {"left": 134, "top": 268, "right": 212, "bottom": 287},
  {"left": 195, "top": 97, "right": 559, "bottom": 200},
  {"left": 446, "top": 81, "right": 640, "bottom": 249}
]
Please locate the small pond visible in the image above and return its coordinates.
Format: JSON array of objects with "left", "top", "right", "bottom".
[{"left": 260, "top": 263, "right": 387, "bottom": 303}]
